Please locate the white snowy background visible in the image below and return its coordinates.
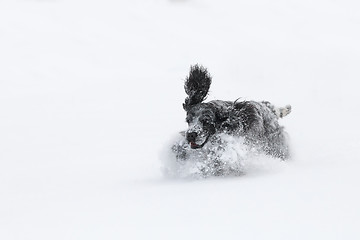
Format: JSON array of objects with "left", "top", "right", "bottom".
[{"left": 1, "top": 0, "right": 360, "bottom": 239}]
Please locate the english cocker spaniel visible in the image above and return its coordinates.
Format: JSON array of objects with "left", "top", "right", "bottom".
[{"left": 180, "top": 65, "right": 291, "bottom": 160}]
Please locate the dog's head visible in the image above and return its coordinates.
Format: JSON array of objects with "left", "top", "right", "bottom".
[
  {"left": 184, "top": 103, "right": 217, "bottom": 149},
  {"left": 183, "top": 65, "right": 217, "bottom": 149}
]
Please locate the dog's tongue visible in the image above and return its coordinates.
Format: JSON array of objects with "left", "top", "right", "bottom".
[{"left": 190, "top": 142, "right": 198, "bottom": 148}]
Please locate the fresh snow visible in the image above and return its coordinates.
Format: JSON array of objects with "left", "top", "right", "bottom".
[{"left": 1, "top": 0, "right": 360, "bottom": 239}]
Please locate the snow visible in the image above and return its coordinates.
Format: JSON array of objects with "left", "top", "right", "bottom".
[
  {"left": 1, "top": 0, "right": 360, "bottom": 239},
  {"left": 162, "top": 133, "right": 249, "bottom": 178}
]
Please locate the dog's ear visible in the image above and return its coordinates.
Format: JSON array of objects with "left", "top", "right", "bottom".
[{"left": 183, "top": 64, "right": 212, "bottom": 111}]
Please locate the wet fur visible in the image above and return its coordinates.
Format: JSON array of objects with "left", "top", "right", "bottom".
[{"left": 182, "top": 65, "right": 291, "bottom": 159}]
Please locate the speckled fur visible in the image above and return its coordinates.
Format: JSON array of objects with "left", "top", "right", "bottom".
[{"left": 181, "top": 65, "right": 291, "bottom": 159}]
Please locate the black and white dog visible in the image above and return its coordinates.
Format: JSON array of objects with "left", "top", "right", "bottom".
[{"left": 177, "top": 65, "right": 291, "bottom": 161}]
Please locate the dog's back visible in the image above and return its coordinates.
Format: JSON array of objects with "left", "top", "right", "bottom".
[{"left": 205, "top": 100, "right": 291, "bottom": 159}]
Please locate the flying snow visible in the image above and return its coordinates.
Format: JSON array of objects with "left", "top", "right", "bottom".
[{"left": 161, "top": 132, "right": 286, "bottom": 179}]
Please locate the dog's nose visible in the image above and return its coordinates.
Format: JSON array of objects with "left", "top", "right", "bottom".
[{"left": 186, "top": 132, "right": 197, "bottom": 142}]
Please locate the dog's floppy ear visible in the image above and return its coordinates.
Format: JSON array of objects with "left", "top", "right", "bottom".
[{"left": 183, "top": 64, "right": 212, "bottom": 111}]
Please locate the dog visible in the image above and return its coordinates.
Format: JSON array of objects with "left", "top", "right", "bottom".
[{"left": 180, "top": 64, "right": 291, "bottom": 160}]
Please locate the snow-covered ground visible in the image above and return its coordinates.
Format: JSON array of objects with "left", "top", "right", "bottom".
[{"left": 1, "top": 0, "right": 360, "bottom": 239}]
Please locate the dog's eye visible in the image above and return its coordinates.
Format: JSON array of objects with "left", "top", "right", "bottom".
[{"left": 201, "top": 118, "right": 211, "bottom": 125}]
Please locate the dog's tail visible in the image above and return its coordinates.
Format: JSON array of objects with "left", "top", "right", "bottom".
[
  {"left": 263, "top": 101, "right": 292, "bottom": 119},
  {"left": 275, "top": 105, "right": 292, "bottom": 119}
]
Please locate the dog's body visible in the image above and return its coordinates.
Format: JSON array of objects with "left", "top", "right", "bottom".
[{"left": 180, "top": 65, "right": 291, "bottom": 160}]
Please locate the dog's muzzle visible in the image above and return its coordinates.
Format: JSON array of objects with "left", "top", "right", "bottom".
[{"left": 186, "top": 131, "right": 209, "bottom": 149}]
